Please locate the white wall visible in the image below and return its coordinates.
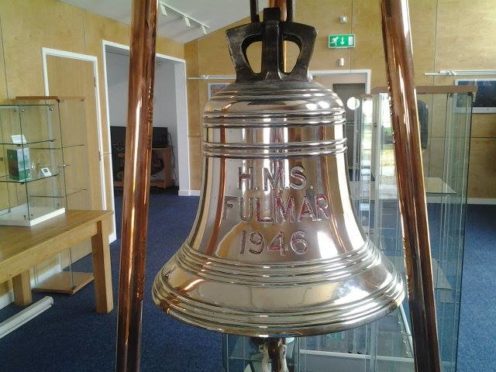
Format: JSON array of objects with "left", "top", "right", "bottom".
[
  {"left": 106, "top": 51, "right": 128, "bottom": 127},
  {"left": 106, "top": 50, "right": 179, "bottom": 185},
  {"left": 154, "top": 61, "right": 178, "bottom": 182}
]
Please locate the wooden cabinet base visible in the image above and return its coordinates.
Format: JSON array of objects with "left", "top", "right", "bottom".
[{"left": 33, "top": 272, "right": 94, "bottom": 295}]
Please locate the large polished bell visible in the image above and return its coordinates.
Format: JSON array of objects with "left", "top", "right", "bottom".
[{"left": 152, "top": 7, "right": 405, "bottom": 337}]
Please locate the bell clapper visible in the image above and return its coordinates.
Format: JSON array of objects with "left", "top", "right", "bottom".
[{"left": 253, "top": 337, "right": 289, "bottom": 372}]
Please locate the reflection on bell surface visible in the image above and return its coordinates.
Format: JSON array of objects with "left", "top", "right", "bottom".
[{"left": 152, "top": 7, "right": 405, "bottom": 337}]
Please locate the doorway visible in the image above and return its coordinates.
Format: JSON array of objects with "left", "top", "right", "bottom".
[
  {"left": 43, "top": 52, "right": 103, "bottom": 210},
  {"left": 312, "top": 70, "right": 371, "bottom": 179},
  {"left": 102, "top": 41, "right": 190, "bottom": 207},
  {"left": 41, "top": 48, "right": 112, "bottom": 259}
]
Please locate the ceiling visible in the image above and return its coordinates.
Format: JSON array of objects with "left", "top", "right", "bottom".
[{"left": 62, "top": 0, "right": 268, "bottom": 43}]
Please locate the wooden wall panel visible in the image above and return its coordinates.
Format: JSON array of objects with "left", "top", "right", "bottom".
[
  {"left": 350, "top": 0, "right": 385, "bottom": 87},
  {"left": 188, "top": 136, "right": 202, "bottom": 191},
  {"left": 468, "top": 138, "right": 496, "bottom": 198},
  {"left": 0, "top": 0, "right": 85, "bottom": 99},
  {"left": 185, "top": 41, "right": 203, "bottom": 191},
  {"left": 185, "top": 42, "right": 201, "bottom": 138},
  {"left": 409, "top": 0, "right": 437, "bottom": 86},
  {"left": 435, "top": 0, "right": 496, "bottom": 70},
  {"left": 0, "top": 17, "right": 7, "bottom": 101},
  {"left": 471, "top": 114, "right": 496, "bottom": 138},
  {"left": 299, "top": 0, "right": 353, "bottom": 70}
]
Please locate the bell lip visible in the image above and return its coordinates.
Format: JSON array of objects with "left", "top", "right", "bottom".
[
  {"left": 152, "top": 262, "right": 406, "bottom": 337},
  {"left": 153, "top": 285, "right": 405, "bottom": 338}
]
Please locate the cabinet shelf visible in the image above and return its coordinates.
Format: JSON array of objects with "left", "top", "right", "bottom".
[
  {"left": 0, "top": 143, "right": 85, "bottom": 150},
  {"left": 29, "top": 188, "right": 87, "bottom": 199},
  {"left": 0, "top": 172, "right": 60, "bottom": 184},
  {"left": 62, "top": 143, "right": 85, "bottom": 149},
  {"left": 0, "top": 139, "right": 56, "bottom": 146}
]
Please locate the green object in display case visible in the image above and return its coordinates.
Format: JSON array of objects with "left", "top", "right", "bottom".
[
  {"left": 0, "top": 102, "right": 66, "bottom": 226},
  {"left": 222, "top": 85, "right": 473, "bottom": 372},
  {"left": 7, "top": 147, "right": 31, "bottom": 181}
]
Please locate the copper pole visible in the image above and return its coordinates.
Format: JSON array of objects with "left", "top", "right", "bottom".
[
  {"left": 115, "top": 0, "right": 157, "bottom": 371},
  {"left": 380, "top": 1, "right": 441, "bottom": 371},
  {"left": 269, "top": 0, "right": 288, "bottom": 20}
]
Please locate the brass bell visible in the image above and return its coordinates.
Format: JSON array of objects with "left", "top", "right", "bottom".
[{"left": 152, "top": 7, "right": 405, "bottom": 337}]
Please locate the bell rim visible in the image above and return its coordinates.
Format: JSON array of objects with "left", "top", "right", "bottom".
[{"left": 152, "top": 268, "right": 405, "bottom": 337}]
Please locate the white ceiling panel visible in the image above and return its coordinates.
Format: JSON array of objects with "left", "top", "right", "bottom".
[{"left": 61, "top": 0, "right": 268, "bottom": 43}]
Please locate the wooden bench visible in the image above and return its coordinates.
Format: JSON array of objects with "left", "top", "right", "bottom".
[{"left": 0, "top": 210, "right": 113, "bottom": 313}]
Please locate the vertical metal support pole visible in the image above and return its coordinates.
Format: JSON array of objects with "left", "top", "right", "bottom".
[
  {"left": 269, "top": 0, "right": 288, "bottom": 20},
  {"left": 115, "top": 0, "right": 157, "bottom": 371},
  {"left": 250, "top": 0, "right": 260, "bottom": 22},
  {"left": 269, "top": 0, "right": 289, "bottom": 71},
  {"left": 380, "top": 1, "right": 441, "bottom": 371}
]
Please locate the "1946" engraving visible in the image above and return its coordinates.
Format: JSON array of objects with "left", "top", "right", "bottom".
[{"left": 240, "top": 230, "right": 308, "bottom": 255}]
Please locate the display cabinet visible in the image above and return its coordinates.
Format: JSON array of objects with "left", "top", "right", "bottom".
[
  {"left": 1, "top": 96, "right": 94, "bottom": 294},
  {"left": 222, "top": 85, "right": 473, "bottom": 372},
  {"left": 0, "top": 102, "right": 66, "bottom": 226},
  {"left": 363, "top": 86, "right": 474, "bottom": 372},
  {"left": 31, "top": 96, "right": 92, "bottom": 293}
]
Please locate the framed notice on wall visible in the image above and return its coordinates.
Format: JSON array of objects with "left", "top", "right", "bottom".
[{"left": 208, "top": 83, "right": 229, "bottom": 99}]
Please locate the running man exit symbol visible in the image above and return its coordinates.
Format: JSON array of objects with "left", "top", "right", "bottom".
[{"left": 328, "top": 34, "right": 355, "bottom": 48}]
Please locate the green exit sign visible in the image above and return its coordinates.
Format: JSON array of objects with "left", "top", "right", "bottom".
[{"left": 328, "top": 34, "right": 355, "bottom": 48}]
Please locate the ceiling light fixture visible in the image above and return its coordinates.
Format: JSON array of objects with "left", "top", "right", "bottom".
[
  {"left": 159, "top": 4, "right": 167, "bottom": 16},
  {"left": 159, "top": 1, "right": 209, "bottom": 35}
]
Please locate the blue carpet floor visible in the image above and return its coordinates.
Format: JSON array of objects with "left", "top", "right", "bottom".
[
  {"left": 0, "top": 190, "right": 495, "bottom": 371},
  {"left": 457, "top": 204, "right": 496, "bottom": 372}
]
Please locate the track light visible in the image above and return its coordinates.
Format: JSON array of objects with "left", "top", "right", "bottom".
[
  {"left": 159, "top": 2, "right": 209, "bottom": 34},
  {"left": 159, "top": 4, "right": 167, "bottom": 16}
]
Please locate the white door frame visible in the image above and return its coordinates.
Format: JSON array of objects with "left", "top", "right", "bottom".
[
  {"left": 311, "top": 69, "right": 372, "bottom": 93},
  {"left": 41, "top": 48, "right": 113, "bottom": 239},
  {"left": 102, "top": 40, "right": 191, "bottom": 202}
]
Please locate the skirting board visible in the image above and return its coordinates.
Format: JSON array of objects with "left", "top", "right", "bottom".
[
  {"left": 178, "top": 189, "right": 200, "bottom": 196},
  {"left": 0, "top": 296, "right": 53, "bottom": 339},
  {"left": 468, "top": 198, "right": 496, "bottom": 205}
]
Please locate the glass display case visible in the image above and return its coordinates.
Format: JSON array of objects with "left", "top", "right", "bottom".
[
  {"left": 366, "top": 86, "right": 473, "bottom": 372},
  {"left": 222, "top": 85, "right": 473, "bottom": 372},
  {"left": 0, "top": 96, "right": 93, "bottom": 293},
  {"left": 23, "top": 97, "right": 93, "bottom": 294},
  {"left": 0, "top": 102, "right": 66, "bottom": 226}
]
